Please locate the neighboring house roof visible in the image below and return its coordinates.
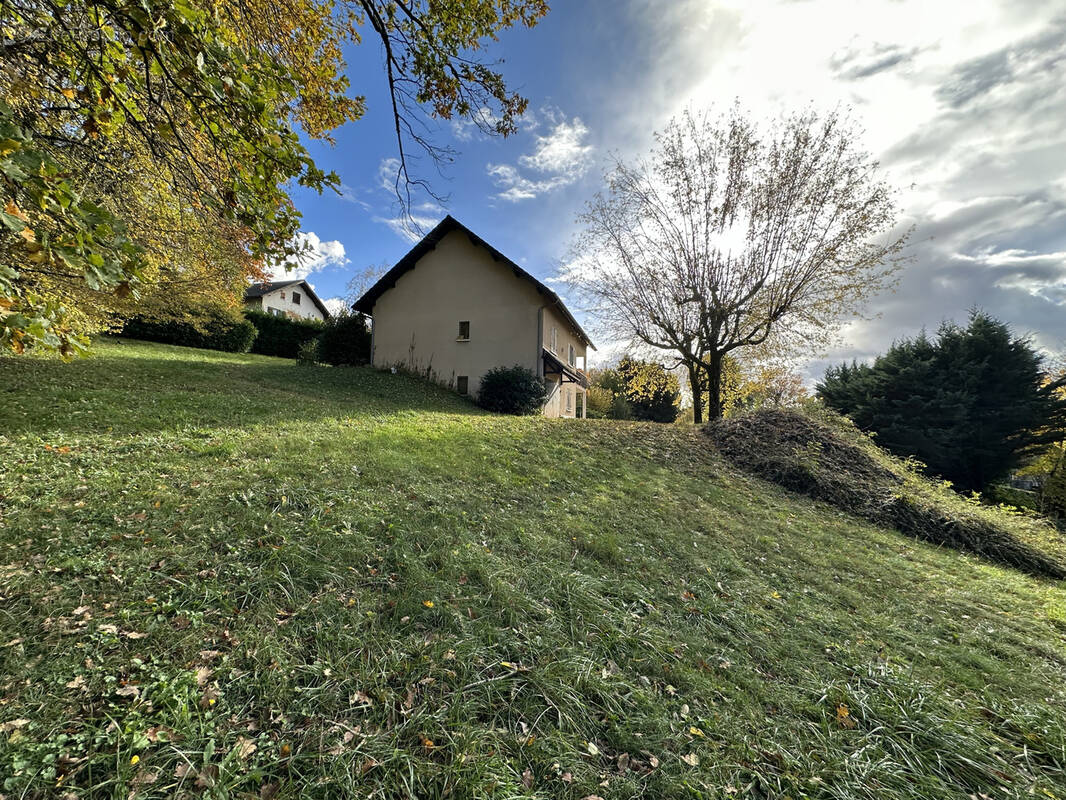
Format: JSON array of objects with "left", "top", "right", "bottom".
[
  {"left": 352, "top": 215, "right": 595, "bottom": 349},
  {"left": 244, "top": 279, "right": 331, "bottom": 318}
]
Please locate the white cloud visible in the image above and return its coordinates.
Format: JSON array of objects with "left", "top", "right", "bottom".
[
  {"left": 451, "top": 106, "right": 504, "bottom": 141},
  {"left": 487, "top": 111, "right": 594, "bottom": 202},
  {"left": 267, "top": 231, "right": 349, "bottom": 281},
  {"left": 323, "top": 296, "right": 350, "bottom": 316},
  {"left": 372, "top": 201, "right": 445, "bottom": 243},
  {"left": 518, "top": 114, "right": 593, "bottom": 174}
]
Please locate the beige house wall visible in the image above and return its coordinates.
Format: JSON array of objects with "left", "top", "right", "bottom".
[
  {"left": 541, "top": 303, "right": 588, "bottom": 419},
  {"left": 369, "top": 230, "right": 544, "bottom": 395}
]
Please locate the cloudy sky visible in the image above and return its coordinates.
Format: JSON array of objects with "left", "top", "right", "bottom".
[{"left": 284, "top": 0, "right": 1066, "bottom": 374}]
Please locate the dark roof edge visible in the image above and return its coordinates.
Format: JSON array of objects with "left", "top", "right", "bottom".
[{"left": 352, "top": 215, "right": 595, "bottom": 350}]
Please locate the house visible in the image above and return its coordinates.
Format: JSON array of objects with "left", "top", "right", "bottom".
[
  {"left": 244, "top": 279, "right": 331, "bottom": 322},
  {"left": 353, "top": 216, "right": 595, "bottom": 418}
]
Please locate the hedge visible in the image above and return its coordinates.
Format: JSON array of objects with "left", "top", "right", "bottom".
[
  {"left": 318, "top": 312, "right": 371, "bottom": 366},
  {"left": 245, "top": 310, "right": 324, "bottom": 359},
  {"left": 122, "top": 309, "right": 257, "bottom": 353}
]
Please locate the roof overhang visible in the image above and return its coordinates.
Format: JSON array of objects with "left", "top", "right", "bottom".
[{"left": 542, "top": 348, "right": 588, "bottom": 388}]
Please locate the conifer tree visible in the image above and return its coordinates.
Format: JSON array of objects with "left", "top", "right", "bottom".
[{"left": 818, "top": 311, "right": 1066, "bottom": 491}]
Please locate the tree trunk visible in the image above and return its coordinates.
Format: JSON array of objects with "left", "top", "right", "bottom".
[
  {"left": 706, "top": 351, "right": 725, "bottom": 419},
  {"left": 688, "top": 363, "right": 704, "bottom": 425}
]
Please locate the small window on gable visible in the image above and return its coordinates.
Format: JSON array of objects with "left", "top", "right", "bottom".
[
  {"left": 458, "top": 321, "right": 470, "bottom": 341},
  {"left": 456, "top": 376, "right": 469, "bottom": 395},
  {"left": 568, "top": 343, "right": 576, "bottom": 367},
  {"left": 292, "top": 291, "right": 301, "bottom": 305}
]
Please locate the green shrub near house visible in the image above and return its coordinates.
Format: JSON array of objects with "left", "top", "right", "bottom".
[
  {"left": 318, "top": 311, "right": 372, "bottom": 366},
  {"left": 477, "top": 364, "right": 548, "bottom": 414},
  {"left": 245, "top": 310, "right": 324, "bottom": 359},
  {"left": 122, "top": 308, "right": 257, "bottom": 353}
]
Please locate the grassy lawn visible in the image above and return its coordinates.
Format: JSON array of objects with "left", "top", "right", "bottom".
[{"left": 1, "top": 338, "right": 1065, "bottom": 799}]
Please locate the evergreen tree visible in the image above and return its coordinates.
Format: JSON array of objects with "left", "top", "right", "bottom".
[{"left": 817, "top": 311, "right": 1066, "bottom": 492}]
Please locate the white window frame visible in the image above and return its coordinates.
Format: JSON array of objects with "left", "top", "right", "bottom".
[
  {"left": 565, "top": 386, "right": 572, "bottom": 413},
  {"left": 550, "top": 326, "right": 558, "bottom": 354},
  {"left": 568, "top": 343, "right": 576, "bottom": 367}
]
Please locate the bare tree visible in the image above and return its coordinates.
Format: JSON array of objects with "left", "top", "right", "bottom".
[
  {"left": 346, "top": 261, "right": 391, "bottom": 305},
  {"left": 567, "top": 106, "right": 907, "bottom": 422}
]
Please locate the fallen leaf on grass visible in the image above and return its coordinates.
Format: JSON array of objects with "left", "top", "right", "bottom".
[
  {"left": 195, "top": 765, "right": 219, "bottom": 789},
  {"left": 1, "top": 718, "right": 30, "bottom": 733},
  {"left": 521, "top": 768, "right": 533, "bottom": 789},
  {"left": 196, "top": 667, "right": 213, "bottom": 687},
  {"left": 234, "top": 736, "right": 257, "bottom": 759},
  {"left": 681, "top": 753, "right": 699, "bottom": 767},
  {"left": 115, "top": 685, "right": 140, "bottom": 700},
  {"left": 65, "top": 675, "right": 87, "bottom": 690},
  {"left": 835, "top": 703, "right": 857, "bottom": 729}
]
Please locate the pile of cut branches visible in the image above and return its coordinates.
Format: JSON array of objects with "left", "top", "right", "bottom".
[{"left": 706, "top": 409, "right": 1066, "bottom": 579}]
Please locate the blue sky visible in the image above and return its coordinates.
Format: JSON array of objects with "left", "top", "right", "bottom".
[{"left": 277, "top": 0, "right": 1066, "bottom": 374}]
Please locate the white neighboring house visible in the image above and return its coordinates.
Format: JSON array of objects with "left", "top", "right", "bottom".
[{"left": 244, "top": 279, "right": 331, "bottom": 322}]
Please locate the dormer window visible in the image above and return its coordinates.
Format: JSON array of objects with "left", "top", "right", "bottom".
[{"left": 457, "top": 321, "right": 470, "bottom": 341}]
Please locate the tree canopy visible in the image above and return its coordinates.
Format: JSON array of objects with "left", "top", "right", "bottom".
[
  {"left": 1, "top": 0, "right": 547, "bottom": 354},
  {"left": 568, "top": 106, "right": 905, "bottom": 422},
  {"left": 817, "top": 311, "right": 1066, "bottom": 492}
]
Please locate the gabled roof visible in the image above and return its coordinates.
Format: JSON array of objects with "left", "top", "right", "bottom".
[
  {"left": 352, "top": 215, "right": 595, "bottom": 349},
  {"left": 245, "top": 279, "right": 331, "bottom": 319}
]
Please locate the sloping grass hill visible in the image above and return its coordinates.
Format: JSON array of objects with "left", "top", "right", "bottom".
[{"left": 1, "top": 339, "right": 1065, "bottom": 799}]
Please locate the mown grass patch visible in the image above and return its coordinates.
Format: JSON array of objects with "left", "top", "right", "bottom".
[{"left": 1, "top": 339, "right": 1065, "bottom": 798}]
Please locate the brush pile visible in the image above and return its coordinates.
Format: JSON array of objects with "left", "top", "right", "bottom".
[{"left": 706, "top": 409, "right": 1066, "bottom": 579}]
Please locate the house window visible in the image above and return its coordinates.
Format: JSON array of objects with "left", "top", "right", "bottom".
[
  {"left": 568, "top": 343, "right": 576, "bottom": 367},
  {"left": 458, "top": 320, "right": 470, "bottom": 341},
  {"left": 550, "top": 326, "right": 558, "bottom": 353},
  {"left": 267, "top": 307, "right": 283, "bottom": 317},
  {"left": 457, "top": 376, "right": 469, "bottom": 395},
  {"left": 565, "top": 387, "right": 573, "bottom": 413},
  {"left": 292, "top": 292, "right": 301, "bottom": 305}
]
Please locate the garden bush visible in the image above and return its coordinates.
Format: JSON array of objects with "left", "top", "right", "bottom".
[
  {"left": 122, "top": 308, "right": 257, "bottom": 353},
  {"left": 318, "top": 311, "right": 372, "bottom": 366},
  {"left": 477, "top": 365, "right": 548, "bottom": 415},
  {"left": 245, "top": 310, "right": 323, "bottom": 358},
  {"left": 297, "top": 337, "right": 319, "bottom": 365}
]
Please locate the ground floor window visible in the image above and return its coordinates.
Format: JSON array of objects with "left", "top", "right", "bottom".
[
  {"left": 456, "top": 376, "right": 469, "bottom": 395},
  {"left": 565, "top": 386, "right": 572, "bottom": 413}
]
